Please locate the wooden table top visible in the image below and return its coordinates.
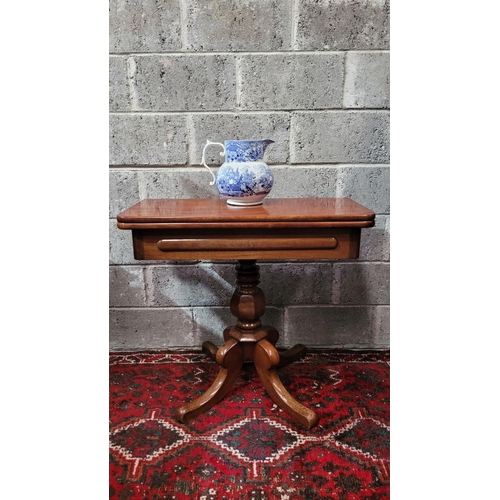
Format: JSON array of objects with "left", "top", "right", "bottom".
[{"left": 117, "top": 198, "right": 375, "bottom": 229}]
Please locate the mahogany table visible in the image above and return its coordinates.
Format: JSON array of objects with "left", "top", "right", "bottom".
[{"left": 116, "top": 198, "right": 375, "bottom": 429}]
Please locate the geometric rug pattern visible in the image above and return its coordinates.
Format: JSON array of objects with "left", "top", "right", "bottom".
[{"left": 110, "top": 350, "right": 389, "bottom": 499}]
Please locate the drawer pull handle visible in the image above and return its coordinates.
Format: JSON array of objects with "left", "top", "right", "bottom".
[{"left": 156, "top": 238, "right": 338, "bottom": 252}]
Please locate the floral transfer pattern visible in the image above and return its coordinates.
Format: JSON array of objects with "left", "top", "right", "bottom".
[{"left": 216, "top": 162, "right": 274, "bottom": 198}]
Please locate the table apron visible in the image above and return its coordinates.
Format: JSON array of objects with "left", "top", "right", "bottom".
[{"left": 131, "top": 227, "right": 361, "bottom": 260}]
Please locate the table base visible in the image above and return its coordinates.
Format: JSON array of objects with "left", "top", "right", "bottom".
[{"left": 174, "top": 260, "right": 318, "bottom": 430}]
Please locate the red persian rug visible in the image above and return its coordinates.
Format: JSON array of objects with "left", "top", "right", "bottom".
[{"left": 109, "top": 350, "right": 389, "bottom": 499}]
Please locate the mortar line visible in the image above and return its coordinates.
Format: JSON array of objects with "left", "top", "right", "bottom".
[
  {"left": 137, "top": 170, "right": 148, "bottom": 200},
  {"left": 333, "top": 261, "right": 390, "bottom": 266},
  {"left": 143, "top": 267, "right": 151, "bottom": 306},
  {"left": 186, "top": 113, "right": 195, "bottom": 165},
  {"left": 178, "top": 0, "right": 189, "bottom": 50},
  {"left": 334, "top": 165, "right": 343, "bottom": 199},
  {"left": 109, "top": 109, "right": 390, "bottom": 115},
  {"left": 341, "top": 51, "right": 348, "bottom": 109},
  {"left": 109, "top": 163, "right": 391, "bottom": 169},
  {"left": 125, "top": 56, "right": 140, "bottom": 111},
  {"left": 284, "top": 304, "right": 382, "bottom": 309},
  {"left": 283, "top": 306, "right": 288, "bottom": 345},
  {"left": 109, "top": 164, "right": 197, "bottom": 169},
  {"left": 291, "top": 0, "right": 298, "bottom": 50},
  {"left": 235, "top": 55, "right": 242, "bottom": 110},
  {"left": 330, "top": 261, "right": 337, "bottom": 305},
  {"left": 109, "top": 50, "right": 390, "bottom": 56},
  {"left": 109, "top": 306, "right": 196, "bottom": 311}
]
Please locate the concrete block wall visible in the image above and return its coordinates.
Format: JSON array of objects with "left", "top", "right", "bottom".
[{"left": 109, "top": 0, "right": 390, "bottom": 351}]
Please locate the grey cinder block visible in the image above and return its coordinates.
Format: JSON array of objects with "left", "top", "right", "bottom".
[
  {"left": 109, "top": 0, "right": 182, "bottom": 53},
  {"left": 109, "top": 169, "right": 140, "bottom": 217},
  {"left": 140, "top": 168, "right": 217, "bottom": 199},
  {"left": 109, "top": 308, "right": 194, "bottom": 350},
  {"left": 268, "top": 166, "right": 339, "bottom": 198},
  {"left": 109, "top": 114, "right": 187, "bottom": 165},
  {"left": 128, "top": 55, "right": 236, "bottom": 111},
  {"left": 374, "top": 305, "right": 390, "bottom": 346},
  {"left": 358, "top": 215, "right": 390, "bottom": 261},
  {"left": 146, "top": 264, "right": 235, "bottom": 307},
  {"left": 193, "top": 307, "right": 235, "bottom": 346},
  {"left": 295, "top": 0, "right": 390, "bottom": 50},
  {"left": 259, "top": 263, "right": 333, "bottom": 305},
  {"left": 190, "top": 113, "right": 290, "bottom": 165},
  {"left": 109, "top": 56, "right": 129, "bottom": 112},
  {"left": 284, "top": 306, "right": 379, "bottom": 347},
  {"left": 239, "top": 53, "right": 344, "bottom": 110},
  {"left": 337, "top": 165, "right": 390, "bottom": 214},
  {"left": 109, "top": 266, "right": 147, "bottom": 307},
  {"left": 291, "top": 111, "right": 390, "bottom": 163},
  {"left": 183, "top": 0, "right": 292, "bottom": 51},
  {"left": 331, "top": 263, "right": 390, "bottom": 305},
  {"left": 267, "top": 165, "right": 389, "bottom": 212},
  {"left": 109, "top": 220, "right": 136, "bottom": 265},
  {"left": 344, "top": 52, "right": 390, "bottom": 108}
]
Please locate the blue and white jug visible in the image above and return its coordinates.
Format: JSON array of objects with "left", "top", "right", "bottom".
[{"left": 202, "top": 139, "right": 274, "bottom": 206}]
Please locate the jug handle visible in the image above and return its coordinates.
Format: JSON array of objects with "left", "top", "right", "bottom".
[{"left": 201, "top": 140, "right": 225, "bottom": 186}]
